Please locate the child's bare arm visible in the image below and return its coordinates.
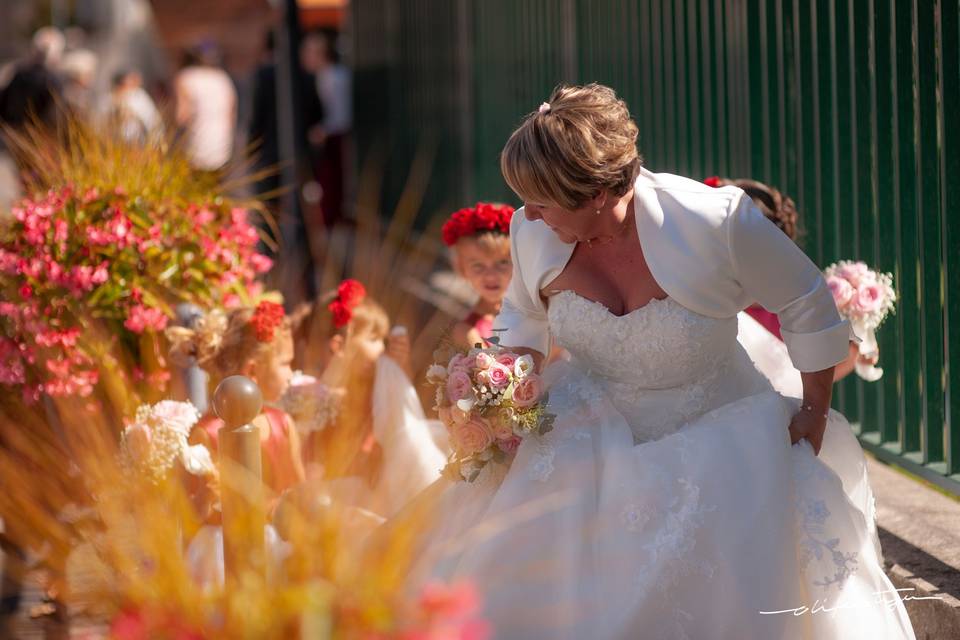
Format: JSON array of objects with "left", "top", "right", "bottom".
[{"left": 285, "top": 414, "right": 307, "bottom": 483}]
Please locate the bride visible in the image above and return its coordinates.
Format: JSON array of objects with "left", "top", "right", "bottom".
[{"left": 405, "top": 84, "right": 916, "bottom": 639}]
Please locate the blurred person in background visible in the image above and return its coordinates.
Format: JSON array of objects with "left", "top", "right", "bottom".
[
  {"left": 108, "top": 68, "right": 161, "bottom": 144},
  {"left": 248, "top": 30, "right": 325, "bottom": 222},
  {"left": 301, "top": 30, "right": 351, "bottom": 228},
  {"left": 58, "top": 48, "right": 98, "bottom": 115},
  {"left": 249, "top": 31, "right": 285, "bottom": 210},
  {"left": 174, "top": 42, "right": 237, "bottom": 175},
  {"left": 0, "top": 27, "right": 67, "bottom": 218},
  {"left": 0, "top": 26, "right": 65, "bottom": 129}
]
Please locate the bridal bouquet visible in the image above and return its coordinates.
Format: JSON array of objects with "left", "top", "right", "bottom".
[
  {"left": 119, "top": 400, "right": 214, "bottom": 484},
  {"left": 427, "top": 345, "right": 554, "bottom": 482},
  {"left": 280, "top": 371, "right": 344, "bottom": 435},
  {"left": 824, "top": 260, "right": 896, "bottom": 381}
]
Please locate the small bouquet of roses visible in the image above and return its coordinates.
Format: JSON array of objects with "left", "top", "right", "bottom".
[
  {"left": 279, "top": 371, "right": 344, "bottom": 435},
  {"left": 426, "top": 344, "right": 554, "bottom": 482},
  {"left": 824, "top": 260, "right": 896, "bottom": 381},
  {"left": 119, "top": 400, "right": 214, "bottom": 484}
]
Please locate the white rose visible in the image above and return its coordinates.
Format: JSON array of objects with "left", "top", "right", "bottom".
[
  {"left": 514, "top": 355, "right": 535, "bottom": 378},
  {"left": 426, "top": 363, "right": 448, "bottom": 384},
  {"left": 181, "top": 444, "right": 215, "bottom": 476}
]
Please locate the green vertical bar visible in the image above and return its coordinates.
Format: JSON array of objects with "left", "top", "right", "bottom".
[
  {"left": 917, "top": 0, "right": 945, "bottom": 464},
  {"left": 738, "top": 0, "right": 752, "bottom": 176},
  {"left": 685, "top": 0, "right": 702, "bottom": 177},
  {"left": 873, "top": 0, "right": 903, "bottom": 447},
  {"left": 941, "top": 0, "right": 960, "bottom": 476},
  {"left": 767, "top": 1, "right": 783, "bottom": 186},
  {"left": 673, "top": 0, "right": 690, "bottom": 176},
  {"left": 855, "top": 0, "right": 882, "bottom": 436},
  {"left": 895, "top": 0, "right": 923, "bottom": 453},
  {"left": 797, "top": 0, "right": 822, "bottom": 265},
  {"left": 712, "top": 0, "right": 729, "bottom": 173},
  {"left": 781, "top": 0, "right": 800, "bottom": 235},
  {"left": 700, "top": 0, "right": 717, "bottom": 173},
  {"left": 727, "top": 0, "right": 759, "bottom": 176},
  {"left": 640, "top": 0, "right": 657, "bottom": 163},
  {"left": 818, "top": 0, "right": 839, "bottom": 266},
  {"left": 662, "top": 0, "right": 677, "bottom": 171},
  {"left": 725, "top": 0, "right": 737, "bottom": 173},
  {"left": 832, "top": 0, "right": 853, "bottom": 268},
  {"left": 831, "top": 0, "right": 857, "bottom": 416},
  {"left": 747, "top": 0, "right": 768, "bottom": 180},
  {"left": 651, "top": 0, "right": 665, "bottom": 167}
]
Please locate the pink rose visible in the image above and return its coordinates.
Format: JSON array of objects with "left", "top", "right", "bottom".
[
  {"left": 512, "top": 374, "right": 543, "bottom": 408},
  {"left": 491, "top": 414, "right": 515, "bottom": 440},
  {"left": 855, "top": 283, "right": 884, "bottom": 314},
  {"left": 826, "top": 275, "right": 855, "bottom": 310},
  {"left": 497, "top": 436, "right": 522, "bottom": 454},
  {"left": 486, "top": 363, "right": 512, "bottom": 388},
  {"left": 124, "top": 424, "right": 152, "bottom": 465},
  {"left": 837, "top": 262, "right": 872, "bottom": 288},
  {"left": 447, "top": 353, "right": 470, "bottom": 373},
  {"left": 446, "top": 370, "right": 474, "bottom": 402},
  {"left": 475, "top": 352, "right": 495, "bottom": 370},
  {"left": 452, "top": 417, "right": 495, "bottom": 455},
  {"left": 495, "top": 353, "right": 517, "bottom": 369}
]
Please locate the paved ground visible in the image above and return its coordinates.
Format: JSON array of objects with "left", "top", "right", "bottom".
[
  {"left": 867, "top": 454, "right": 960, "bottom": 599},
  {"left": 866, "top": 454, "right": 960, "bottom": 639}
]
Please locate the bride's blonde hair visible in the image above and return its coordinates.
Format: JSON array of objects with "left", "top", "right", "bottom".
[
  {"left": 166, "top": 306, "right": 291, "bottom": 382},
  {"left": 500, "top": 83, "right": 642, "bottom": 210}
]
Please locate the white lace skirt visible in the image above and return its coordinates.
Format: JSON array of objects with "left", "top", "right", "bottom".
[{"left": 408, "top": 365, "right": 916, "bottom": 640}]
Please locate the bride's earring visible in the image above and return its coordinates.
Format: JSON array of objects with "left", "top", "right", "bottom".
[{"left": 595, "top": 208, "right": 601, "bottom": 216}]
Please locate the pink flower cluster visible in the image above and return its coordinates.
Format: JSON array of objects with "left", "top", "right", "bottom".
[
  {"left": 427, "top": 345, "right": 551, "bottom": 481},
  {"left": 362, "top": 581, "right": 490, "bottom": 640},
  {"left": 393, "top": 582, "right": 491, "bottom": 640},
  {"left": 0, "top": 186, "right": 274, "bottom": 403},
  {"left": 824, "top": 261, "right": 896, "bottom": 330}
]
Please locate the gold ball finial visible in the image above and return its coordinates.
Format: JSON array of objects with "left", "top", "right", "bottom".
[{"left": 213, "top": 375, "right": 263, "bottom": 429}]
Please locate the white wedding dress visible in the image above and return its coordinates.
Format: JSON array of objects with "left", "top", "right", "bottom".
[{"left": 411, "top": 290, "right": 915, "bottom": 639}]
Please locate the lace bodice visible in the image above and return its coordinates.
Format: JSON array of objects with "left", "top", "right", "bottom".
[{"left": 547, "top": 290, "right": 770, "bottom": 443}]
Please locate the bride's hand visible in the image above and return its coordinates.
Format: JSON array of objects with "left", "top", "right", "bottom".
[{"left": 788, "top": 409, "right": 827, "bottom": 455}]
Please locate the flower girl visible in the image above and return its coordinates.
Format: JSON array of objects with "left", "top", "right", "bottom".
[
  {"left": 167, "top": 301, "right": 306, "bottom": 498},
  {"left": 441, "top": 203, "right": 515, "bottom": 349},
  {"left": 286, "top": 279, "right": 448, "bottom": 517}
]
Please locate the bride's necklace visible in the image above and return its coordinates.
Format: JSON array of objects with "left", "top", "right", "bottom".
[{"left": 585, "top": 212, "right": 634, "bottom": 248}]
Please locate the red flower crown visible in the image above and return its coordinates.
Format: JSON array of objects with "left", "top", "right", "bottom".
[
  {"left": 441, "top": 202, "right": 514, "bottom": 247},
  {"left": 703, "top": 176, "right": 723, "bottom": 188},
  {"left": 251, "top": 301, "right": 286, "bottom": 343},
  {"left": 328, "top": 279, "right": 367, "bottom": 329}
]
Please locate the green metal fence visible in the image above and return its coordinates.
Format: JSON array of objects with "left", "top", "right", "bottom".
[{"left": 351, "top": 0, "right": 960, "bottom": 494}]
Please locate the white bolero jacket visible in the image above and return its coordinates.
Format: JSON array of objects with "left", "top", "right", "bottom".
[{"left": 496, "top": 167, "right": 854, "bottom": 373}]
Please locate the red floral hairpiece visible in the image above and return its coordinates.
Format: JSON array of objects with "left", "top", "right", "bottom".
[
  {"left": 441, "top": 202, "right": 514, "bottom": 247},
  {"left": 251, "top": 301, "right": 286, "bottom": 343},
  {"left": 328, "top": 279, "right": 367, "bottom": 329},
  {"left": 703, "top": 176, "right": 723, "bottom": 188}
]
